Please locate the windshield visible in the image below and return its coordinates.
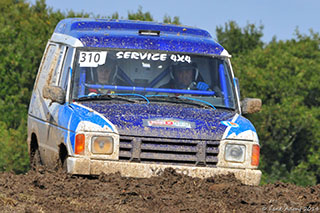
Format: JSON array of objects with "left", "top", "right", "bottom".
[{"left": 71, "top": 49, "right": 237, "bottom": 109}]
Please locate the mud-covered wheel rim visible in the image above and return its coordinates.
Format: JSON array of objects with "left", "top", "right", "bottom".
[{"left": 30, "top": 149, "right": 42, "bottom": 170}]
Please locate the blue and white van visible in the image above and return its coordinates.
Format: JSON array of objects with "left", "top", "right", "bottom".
[{"left": 27, "top": 18, "right": 262, "bottom": 185}]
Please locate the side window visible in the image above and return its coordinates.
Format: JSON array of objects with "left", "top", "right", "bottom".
[
  {"left": 50, "top": 46, "right": 67, "bottom": 86},
  {"left": 36, "top": 44, "right": 60, "bottom": 94}
]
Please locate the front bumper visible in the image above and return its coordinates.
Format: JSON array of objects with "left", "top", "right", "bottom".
[{"left": 67, "top": 157, "right": 261, "bottom": 186}]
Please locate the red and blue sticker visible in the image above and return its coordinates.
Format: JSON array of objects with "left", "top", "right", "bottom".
[
  {"left": 221, "top": 121, "right": 239, "bottom": 128},
  {"left": 143, "top": 118, "right": 195, "bottom": 129}
]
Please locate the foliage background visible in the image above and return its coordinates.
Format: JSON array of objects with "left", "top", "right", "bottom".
[{"left": 0, "top": 0, "right": 319, "bottom": 186}]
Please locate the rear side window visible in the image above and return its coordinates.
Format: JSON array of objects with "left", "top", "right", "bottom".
[
  {"left": 50, "top": 46, "right": 67, "bottom": 86},
  {"left": 36, "top": 44, "right": 60, "bottom": 94},
  {"left": 59, "top": 47, "right": 75, "bottom": 91}
]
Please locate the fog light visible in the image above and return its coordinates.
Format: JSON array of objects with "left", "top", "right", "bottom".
[
  {"left": 75, "top": 134, "right": 85, "bottom": 155},
  {"left": 225, "top": 144, "right": 246, "bottom": 162},
  {"left": 91, "top": 136, "right": 113, "bottom": 154}
]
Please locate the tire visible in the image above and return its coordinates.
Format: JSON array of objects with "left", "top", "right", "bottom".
[
  {"left": 58, "top": 145, "right": 68, "bottom": 173},
  {"left": 61, "top": 157, "right": 68, "bottom": 172},
  {"left": 30, "top": 149, "right": 42, "bottom": 171}
]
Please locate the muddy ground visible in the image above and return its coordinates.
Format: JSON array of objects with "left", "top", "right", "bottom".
[{"left": 0, "top": 168, "right": 319, "bottom": 213}]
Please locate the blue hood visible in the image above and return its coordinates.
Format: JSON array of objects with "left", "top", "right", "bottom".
[{"left": 79, "top": 101, "right": 235, "bottom": 140}]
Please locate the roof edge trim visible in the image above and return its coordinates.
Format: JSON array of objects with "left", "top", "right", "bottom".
[
  {"left": 50, "top": 33, "right": 84, "bottom": 47},
  {"left": 220, "top": 49, "right": 231, "bottom": 57}
]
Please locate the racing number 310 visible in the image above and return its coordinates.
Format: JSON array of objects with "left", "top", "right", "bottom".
[
  {"left": 78, "top": 51, "right": 107, "bottom": 67},
  {"left": 79, "top": 52, "right": 101, "bottom": 63}
]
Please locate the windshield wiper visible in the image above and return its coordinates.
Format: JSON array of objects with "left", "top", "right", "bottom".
[
  {"left": 74, "top": 94, "right": 137, "bottom": 103},
  {"left": 146, "top": 95, "right": 216, "bottom": 110},
  {"left": 177, "top": 96, "right": 216, "bottom": 110},
  {"left": 75, "top": 93, "right": 150, "bottom": 104},
  {"left": 110, "top": 93, "right": 150, "bottom": 104}
]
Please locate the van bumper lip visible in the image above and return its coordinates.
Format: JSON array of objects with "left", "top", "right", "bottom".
[{"left": 67, "top": 157, "right": 262, "bottom": 186}]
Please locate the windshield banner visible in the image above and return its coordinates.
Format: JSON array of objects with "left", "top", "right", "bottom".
[{"left": 116, "top": 51, "right": 191, "bottom": 63}]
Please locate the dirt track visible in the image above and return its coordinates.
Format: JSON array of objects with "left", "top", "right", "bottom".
[{"left": 0, "top": 168, "right": 319, "bottom": 213}]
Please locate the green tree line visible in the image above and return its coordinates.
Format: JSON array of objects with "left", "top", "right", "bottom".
[{"left": 0, "top": 0, "right": 319, "bottom": 186}]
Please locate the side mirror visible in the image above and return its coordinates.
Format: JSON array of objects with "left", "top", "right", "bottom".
[
  {"left": 241, "top": 98, "right": 262, "bottom": 114},
  {"left": 43, "top": 85, "right": 66, "bottom": 104}
]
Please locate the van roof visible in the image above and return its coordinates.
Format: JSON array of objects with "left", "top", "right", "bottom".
[{"left": 51, "top": 18, "right": 228, "bottom": 56}]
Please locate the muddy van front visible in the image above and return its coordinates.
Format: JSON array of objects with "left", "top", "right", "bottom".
[
  {"left": 66, "top": 101, "right": 261, "bottom": 185},
  {"left": 28, "top": 18, "right": 261, "bottom": 186}
]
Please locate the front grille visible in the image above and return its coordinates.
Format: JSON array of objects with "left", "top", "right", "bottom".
[{"left": 119, "top": 136, "right": 219, "bottom": 167}]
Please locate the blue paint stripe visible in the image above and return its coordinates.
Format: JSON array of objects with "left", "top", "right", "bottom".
[
  {"left": 70, "top": 103, "right": 115, "bottom": 132},
  {"left": 226, "top": 115, "right": 257, "bottom": 138}
]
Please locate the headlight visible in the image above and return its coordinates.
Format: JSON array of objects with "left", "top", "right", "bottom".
[
  {"left": 225, "top": 144, "right": 246, "bottom": 162},
  {"left": 91, "top": 136, "right": 114, "bottom": 154}
]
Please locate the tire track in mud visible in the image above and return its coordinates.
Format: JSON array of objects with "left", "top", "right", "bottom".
[{"left": 0, "top": 168, "right": 319, "bottom": 212}]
